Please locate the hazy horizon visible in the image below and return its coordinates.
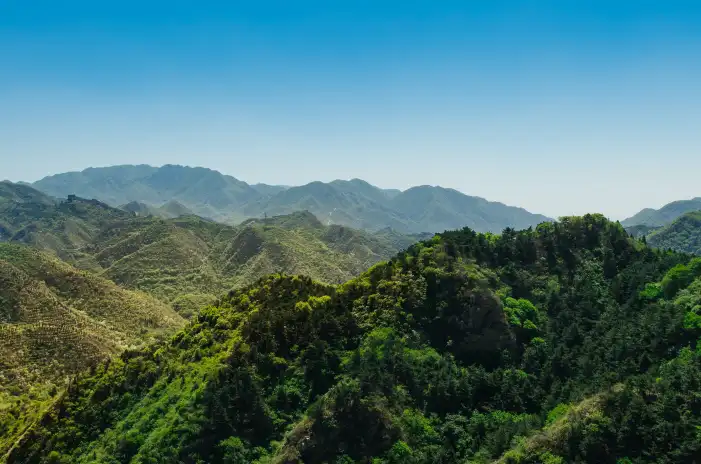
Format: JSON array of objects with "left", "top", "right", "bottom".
[
  {"left": 3, "top": 1, "right": 701, "bottom": 220},
  {"left": 11, "top": 161, "right": 701, "bottom": 221}
]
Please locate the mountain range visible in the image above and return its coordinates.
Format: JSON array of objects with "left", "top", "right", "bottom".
[
  {"left": 1, "top": 181, "right": 427, "bottom": 315},
  {"left": 5, "top": 215, "right": 701, "bottom": 463},
  {"left": 6, "top": 164, "right": 701, "bottom": 463},
  {"left": 31, "top": 164, "right": 551, "bottom": 234},
  {"left": 0, "top": 179, "right": 428, "bottom": 453}
]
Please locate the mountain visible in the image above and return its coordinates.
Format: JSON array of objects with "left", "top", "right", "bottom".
[
  {"left": 1, "top": 181, "right": 133, "bottom": 269},
  {"left": 119, "top": 201, "right": 159, "bottom": 217},
  {"left": 622, "top": 197, "right": 701, "bottom": 227},
  {"left": 5, "top": 215, "right": 701, "bottom": 463},
  {"left": 34, "top": 165, "right": 259, "bottom": 223},
  {"left": 1, "top": 183, "right": 419, "bottom": 316},
  {"left": 158, "top": 200, "right": 195, "bottom": 218},
  {"left": 389, "top": 185, "right": 551, "bottom": 233},
  {"left": 0, "top": 243, "right": 184, "bottom": 453},
  {"left": 645, "top": 211, "right": 701, "bottom": 255},
  {"left": 32, "top": 165, "right": 550, "bottom": 233},
  {"left": 245, "top": 179, "right": 551, "bottom": 234},
  {"left": 624, "top": 223, "right": 661, "bottom": 239},
  {"left": 86, "top": 212, "right": 423, "bottom": 314}
]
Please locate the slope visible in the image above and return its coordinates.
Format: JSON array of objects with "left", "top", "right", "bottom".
[
  {"left": 622, "top": 197, "right": 701, "bottom": 227},
  {"left": 89, "top": 211, "right": 420, "bottom": 313},
  {"left": 646, "top": 210, "right": 701, "bottom": 255},
  {"left": 0, "top": 243, "right": 185, "bottom": 455},
  {"left": 33, "top": 165, "right": 261, "bottom": 223},
  {"left": 389, "top": 185, "right": 551, "bottom": 233},
  {"left": 32, "top": 164, "right": 551, "bottom": 233},
  {"left": 7, "top": 215, "right": 701, "bottom": 463},
  {"left": 1, "top": 182, "right": 134, "bottom": 269},
  {"left": 2, "top": 183, "right": 418, "bottom": 314}
]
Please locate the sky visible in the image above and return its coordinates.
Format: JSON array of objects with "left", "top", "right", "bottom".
[{"left": 2, "top": 0, "right": 701, "bottom": 220}]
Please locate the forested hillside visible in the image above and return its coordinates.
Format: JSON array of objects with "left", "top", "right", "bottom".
[
  {"left": 1, "top": 182, "right": 420, "bottom": 315},
  {"left": 623, "top": 197, "right": 701, "bottom": 227},
  {"left": 32, "top": 165, "right": 550, "bottom": 233},
  {"left": 5, "top": 215, "right": 700, "bottom": 463},
  {"left": 86, "top": 211, "right": 422, "bottom": 315},
  {"left": 0, "top": 243, "right": 184, "bottom": 455},
  {"left": 623, "top": 211, "right": 701, "bottom": 256},
  {"left": 646, "top": 211, "right": 701, "bottom": 255}
]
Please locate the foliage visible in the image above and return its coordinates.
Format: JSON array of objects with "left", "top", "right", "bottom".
[
  {"left": 0, "top": 243, "right": 184, "bottom": 456},
  {"left": 3, "top": 214, "right": 701, "bottom": 462},
  {"left": 645, "top": 211, "right": 701, "bottom": 256},
  {"left": 1, "top": 183, "right": 418, "bottom": 309}
]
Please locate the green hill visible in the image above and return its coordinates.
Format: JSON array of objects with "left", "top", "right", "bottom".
[
  {"left": 1, "top": 182, "right": 134, "bottom": 269},
  {"left": 622, "top": 197, "right": 701, "bottom": 227},
  {"left": 1, "top": 183, "right": 420, "bottom": 316},
  {"left": 6, "top": 215, "right": 701, "bottom": 463},
  {"left": 32, "top": 164, "right": 551, "bottom": 233},
  {"left": 0, "top": 243, "right": 185, "bottom": 454},
  {"left": 645, "top": 211, "right": 701, "bottom": 255},
  {"left": 88, "top": 212, "right": 423, "bottom": 315}
]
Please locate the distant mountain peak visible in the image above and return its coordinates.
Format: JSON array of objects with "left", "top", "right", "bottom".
[{"left": 32, "top": 164, "right": 551, "bottom": 234}]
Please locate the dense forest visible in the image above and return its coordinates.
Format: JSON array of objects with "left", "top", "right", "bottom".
[
  {"left": 4, "top": 214, "right": 701, "bottom": 463},
  {"left": 646, "top": 211, "right": 701, "bottom": 256}
]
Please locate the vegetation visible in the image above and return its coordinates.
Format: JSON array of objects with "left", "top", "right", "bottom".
[
  {"left": 4, "top": 214, "right": 701, "bottom": 463},
  {"left": 645, "top": 211, "right": 701, "bottom": 255},
  {"left": 0, "top": 243, "right": 184, "bottom": 455},
  {"left": 622, "top": 197, "right": 701, "bottom": 227},
  {"left": 1, "top": 183, "right": 420, "bottom": 312},
  {"left": 33, "top": 165, "right": 551, "bottom": 233}
]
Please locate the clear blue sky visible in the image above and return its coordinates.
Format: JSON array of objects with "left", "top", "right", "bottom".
[{"left": 2, "top": 0, "right": 700, "bottom": 219}]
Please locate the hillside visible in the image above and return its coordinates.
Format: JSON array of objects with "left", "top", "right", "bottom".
[
  {"left": 1, "top": 181, "right": 133, "bottom": 269},
  {"left": 1, "top": 183, "right": 420, "bottom": 315},
  {"left": 5, "top": 215, "right": 701, "bottom": 463},
  {"left": 0, "top": 243, "right": 185, "bottom": 454},
  {"left": 87, "top": 212, "right": 424, "bottom": 314},
  {"left": 622, "top": 197, "right": 701, "bottom": 227},
  {"left": 32, "top": 165, "right": 550, "bottom": 233},
  {"left": 646, "top": 211, "right": 701, "bottom": 255}
]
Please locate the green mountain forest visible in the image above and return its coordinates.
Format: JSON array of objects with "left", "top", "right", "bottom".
[
  {"left": 4, "top": 214, "right": 701, "bottom": 463},
  {"left": 0, "top": 243, "right": 185, "bottom": 454},
  {"left": 622, "top": 197, "right": 701, "bottom": 228},
  {"left": 1, "top": 181, "right": 424, "bottom": 316},
  {"left": 624, "top": 211, "right": 701, "bottom": 256},
  {"left": 32, "top": 165, "right": 551, "bottom": 234}
]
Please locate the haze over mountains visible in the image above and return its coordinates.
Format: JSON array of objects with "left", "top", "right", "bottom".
[
  {"left": 622, "top": 198, "right": 701, "bottom": 228},
  {"left": 32, "top": 165, "right": 551, "bottom": 234}
]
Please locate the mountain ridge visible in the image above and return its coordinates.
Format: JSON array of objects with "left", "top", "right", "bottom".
[
  {"left": 32, "top": 164, "right": 551, "bottom": 234},
  {"left": 1, "top": 182, "right": 423, "bottom": 315},
  {"left": 622, "top": 197, "right": 701, "bottom": 227},
  {"left": 4, "top": 215, "right": 701, "bottom": 463}
]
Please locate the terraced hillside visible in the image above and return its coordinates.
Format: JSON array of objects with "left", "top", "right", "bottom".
[{"left": 5, "top": 215, "right": 701, "bottom": 463}]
